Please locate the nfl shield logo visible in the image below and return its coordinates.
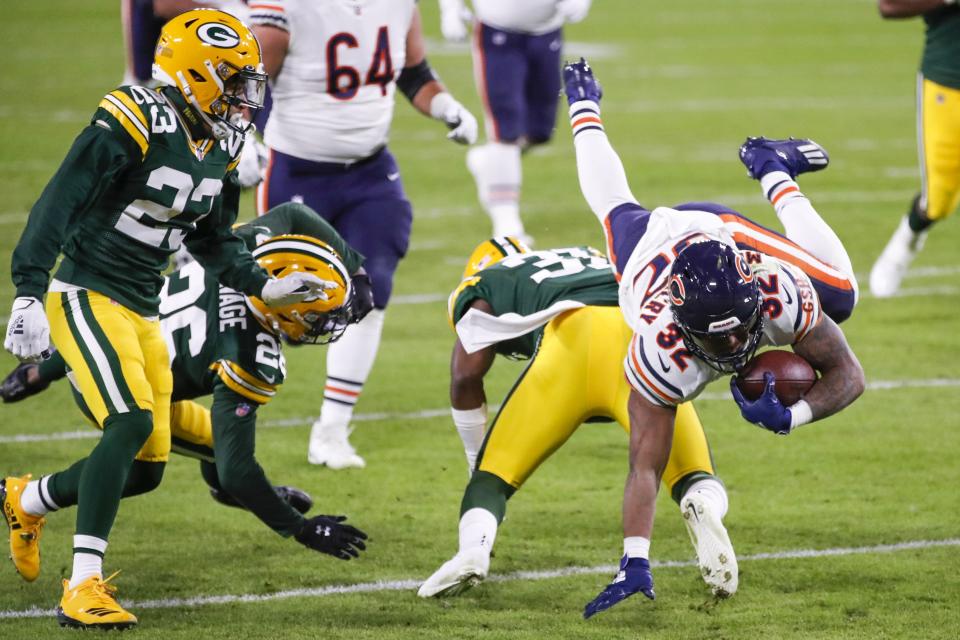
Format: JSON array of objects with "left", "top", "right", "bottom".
[{"left": 235, "top": 403, "right": 252, "bottom": 417}]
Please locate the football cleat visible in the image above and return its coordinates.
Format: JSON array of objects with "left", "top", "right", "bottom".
[
  {"left": 1, "top": 475, "right": 45, "bottom": 582},
  {"left": 0, "top": 362, "right": 50, "bottom": 403},
  {"left": 869, "top": 215, "right": 926, "bottom": 298},
  {"left": 57, "top": 572, "right": 138, "bottom": 630},
  {"left": 562, "top": 58, "right": 603, "bottom": 106},
  {"left": 417, "top": 547, "right": 490, "bottom": 598},
  {"left": 209, "top": 484, "right": 314, "bottom": 515},
  {"left": 738, "top": 136, "right": 829, "bottom": 180},
  {"left": 681, "top": 492, "right": 738, "bottom": 597},
  {"left": 307, "top": 422, "right": 365, "bottom": 470}
]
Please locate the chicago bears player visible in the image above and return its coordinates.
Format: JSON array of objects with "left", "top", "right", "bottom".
[
  {"left": 438, "top": 0, "right": 591, "bottom": 242},
  {"left": 417, "top": 238, "right": 738, "bottom": 599},
  {"left": 1, "top": 203, "right": 371, "bottom": 628},
  {"left": 249, "top": 0, "right": 479, "bottom": 470},
  {"left": 1, "top": 11, "right": 331, "bottom": 629},
  {"left": 563, "top": 60, "right": 865, "bottom": 618}
]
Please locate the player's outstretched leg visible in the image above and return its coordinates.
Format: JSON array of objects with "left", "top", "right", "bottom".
[
  {"left": 869, "top": 196, "right": 927, "bottom": 298},
  {"left": 738, "top": 136, "right": 829, "bottom": 180},
  {"left": 679, "top": 478, "right": 738, "bottom": 597},
  {"left": 418, "top": 507, "right": 497, "bottom": 598},
  {"left": 57, "top": 572, "right": 137, "bottom": 630},
  {"left": 1, "top": 475, "right": 46, "bottom": 582}
]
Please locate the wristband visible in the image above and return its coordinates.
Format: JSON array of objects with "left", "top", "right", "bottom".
[
  {"left": 788, "top": 399, "right": 813, "bottom": 429},
  {"left": 623, "top": 536, "right": 650, "bottom": 559}
]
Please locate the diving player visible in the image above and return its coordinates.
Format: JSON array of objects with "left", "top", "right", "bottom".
[
  {"left": 249, "top": 0, "right": 479, "bottom": 469},
  {"left": 1, "top": 11, "right": 330, "bottom": 629},
  {"left": 417, "top": 238, "right": 738, "bottom": 599},
  {"left": 563, "top": 60, "right": 865, "bottom": 618}
]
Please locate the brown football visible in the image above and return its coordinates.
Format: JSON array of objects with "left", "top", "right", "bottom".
[{"left": 735, "top": 350, "right": 816, "bottom": 406}]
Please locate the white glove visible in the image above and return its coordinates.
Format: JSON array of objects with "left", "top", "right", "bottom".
[
  {"left": 557, "top": 0, "right": 591, "bottom": 24},
  {"left": 4, "top": 297, "right": 51, "bottom": 363},
  {"left": 439, "top": 0, "right": 472, "bottom": 41},
  {"left": 429, "top": 92, "right": 478, "bottom": 145},
  {"left": 260, "top": 273, "right": 339, "bottom": 307},
  {"left": 236, "top": 134, "right": 269, "bottom": 188}
]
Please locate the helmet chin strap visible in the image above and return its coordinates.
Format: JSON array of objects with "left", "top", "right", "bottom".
[{"left": 175, "top": 70, "right": 231, "bottom": 140}]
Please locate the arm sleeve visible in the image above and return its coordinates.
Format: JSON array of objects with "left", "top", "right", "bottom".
[
  {"left": 209, "top": 380, "right": 305, "bottom": 537},
  {"left": 568, "top": 100, "right": 642, "bottom": 223},
  {"left": 11, "top": 124, "right": 134, "bottom": 299},
  {"left": 184, "top": 171, "right": 270, "bottom": 297}
]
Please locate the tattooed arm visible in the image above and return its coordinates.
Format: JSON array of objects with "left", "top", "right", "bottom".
[{"left": 792, "top": 315, "right": 865, "bottom": 421}]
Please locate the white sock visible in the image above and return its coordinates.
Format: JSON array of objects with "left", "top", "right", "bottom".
[
  {"left": 469, "top": 142, "right": 524, "bottom": 236},
  {"left": 760, "top": 171, "right": 857, "bottom": 288},
  {"left": 313, "top": 309, "right": 385, "bottom": 436},
  {"left": 20, "top": 476, "right": 59, "bottom": 517},
  {"left": 684, "top": 478, "right": 729, "bottom": 519},
  {"left": 69, "top": 535, "right": 107, "bottom": 589},
  {"left": 458, "top": 507, "right": 498, "bottom": 553}
]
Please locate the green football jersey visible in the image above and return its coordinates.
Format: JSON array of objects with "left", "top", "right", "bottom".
[
  {"left": 922, "top": 6, "right": 960, "bottom": 89},
  {"left": 12, "top": 85, "right": 268, "bottom": 316},
  {"left": 448, "top": 247, "right": 620, "bottom": 358}
]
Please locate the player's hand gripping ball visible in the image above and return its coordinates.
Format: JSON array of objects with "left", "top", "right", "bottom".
[{"left": 735, "top": 350, "right": 816, "bottom": 406}]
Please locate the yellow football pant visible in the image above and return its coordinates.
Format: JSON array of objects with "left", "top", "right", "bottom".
[
  {"left": 919, "top": 76, "right": 960, "bottom": 221},
  {"left": 47, "top": 290, "right": 172, "bottom": 462},
  {"left": 477, "top": 306, "right": 714, "bottom": 491}
]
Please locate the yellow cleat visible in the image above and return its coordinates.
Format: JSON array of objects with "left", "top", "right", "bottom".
[
  {"left": 1, "top": 474, "right": 45, "bottom": 582},
  {"left": 57, "top": 572, "right": 138, "bottom": 630}
]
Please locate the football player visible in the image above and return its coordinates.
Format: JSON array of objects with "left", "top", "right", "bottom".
[
  {"left": 248, "top": 0, "right": 479, "bottom": 470},
  {"left": 417, "top": 238, "right": 738, "bottom": 599},
  {"left": 869, "top": 0, "right": 960, "bottom": 297},
  {"left": 1, "top": 203, "right": 371, "bottom": 627},
  {"left": 563, "top": 60, "right": 866, "bottom": 617},
  {"left": 1, "top": 11, "right": 331, "bottom": 629},
  {"left": 437, "top": 0, "right": 592, "bottom": 243}
]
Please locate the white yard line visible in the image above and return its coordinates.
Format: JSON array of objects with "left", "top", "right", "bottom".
[
  {"left": 1, "top": 538, "right": 956, "bottom": 619},
  {"left": 1, "top": 378, "right": 958, "bottom": 446}
]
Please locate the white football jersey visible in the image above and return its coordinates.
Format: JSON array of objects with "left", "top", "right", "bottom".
[
  {"left": 617, "top": 207, "right": 823, "bottom": 407},
  {"left": 250, "top": 0, "right": 416, "bottom": 162},
  {"left": 473, "top": 0, "right": 566, "bottom": 34}
]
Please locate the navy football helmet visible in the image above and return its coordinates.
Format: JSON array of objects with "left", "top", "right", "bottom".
[{"left": 668, "top": 241, "right": 763, "bottom": 372}]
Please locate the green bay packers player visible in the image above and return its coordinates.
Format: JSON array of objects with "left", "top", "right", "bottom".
[
  {"left": 2, "top": 203, "right": 371, "bottom": 628},
  {"left": 418, "top": 238, "right": 737, "bottom": 599},
  {"left": 1, "top": 11, "right": 334, "bottom": 630},
  {"left": 870, "top": 0, "right": 960, "bottom": 297}
]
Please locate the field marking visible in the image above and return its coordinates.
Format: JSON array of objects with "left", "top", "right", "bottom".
[
  {"left": 0, "top": 538, "right": 956, "bottom": 620},
  {"left": 2, "top": 377, "right": 958, "bottom": 446}
]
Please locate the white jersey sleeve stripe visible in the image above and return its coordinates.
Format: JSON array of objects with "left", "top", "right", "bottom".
[{"left": 625, "top": 336, "right": 681, "bottom": 407}]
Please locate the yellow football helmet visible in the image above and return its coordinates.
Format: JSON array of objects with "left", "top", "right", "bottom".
[
  {"left": 152, "top": 9, "right": 267, "bottom": 139},
  {"left": 462, "top": 236, "right": 532, "bottom": 279},
  {"left": 248, "top": 235, "right": 353, "bottom": 344}
]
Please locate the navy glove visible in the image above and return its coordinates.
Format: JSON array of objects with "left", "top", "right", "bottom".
[
  {"left": 562, "top": 58, "right": 602, "bottom": 106},
  {"left": 730, "top": 372, "right": 793, "bottom": 435},
  {"left": 583, "top": 556, "right": 655, "bottom": 619}
]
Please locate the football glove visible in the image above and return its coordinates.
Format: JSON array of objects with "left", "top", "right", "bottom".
[
  {"left": 294, "top": 515, "right": 368, "bottom": 560},
  {"left": 4, "top": 297, "right": 51, "bottom": 363},
  {"left": 260, "top": 273, "right": 339, "bottom": 307},
  {"left": 209, "top": 484, "right": 314, "bottom": 515},
  {"left": 730, "top": 373, "right": 793, "bottom": 435},
  {"left": 562, "top": 58, "right": 602, "bottom": 106},
  {"left": 347, "top": 273, "right": 375, "bottom": 325},
  {"left": 0, "top": 362, "right": 50, "bottom": 403},
  {"left": 439, "top": 0, "right": 471, "bottom": 41},
  {"left": 583, "top": 555, "right": 655, "bottom": 619},
  {"left": 236, "top": 133, "right": 269, "bottom": 188},
  {"left": 557, "top": 0, "right": 591, "bottom": 24},
  {"left": 430, "top": 93, "right": 479, "bottom": 145}
]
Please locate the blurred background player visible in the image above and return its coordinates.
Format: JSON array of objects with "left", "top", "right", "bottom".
[
  {"left": 1, "top": 10, "right": 330, "bottom": 629},
  {"left": 417, "top": 239, "right": 738, "bottom": 599},
  {"left": 249, "top": 0, "right": 479, "bottom": 469},
  {"left": 437, "top": 0, "right": 592, "bottom": 242},
  {"left": 2, "top": 204, "right": 371, "bottom": 572},
  {"left": 869, "top": 0, "right": 960, "bottom": 298},
  {"left": 563, "top": 60, "right": 865, "bottom": 617}
]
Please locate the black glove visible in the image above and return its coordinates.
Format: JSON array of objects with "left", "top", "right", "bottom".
[
  {"left": 210, "top": 484, "right": 314, "bottom": 515},
  {"left": 348, "top": 273, "right": 375, "bottom": 324},
  {"left": 294, "top": 515, "right": 368, "bottom": 560},
  {"left": 1, "top": 362, "right": 50, "bottom": 403}
]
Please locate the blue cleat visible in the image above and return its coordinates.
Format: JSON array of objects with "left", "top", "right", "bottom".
[
  {"left": 738, "top": 136, "right": 829, "bottom": 180},
  {"left": 563, "top": 58, "right": 602, "bottom": 106}
]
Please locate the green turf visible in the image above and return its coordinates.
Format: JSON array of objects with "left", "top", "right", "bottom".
[{"left": 2, "top": 0, "right": 959, "bottom": 638}]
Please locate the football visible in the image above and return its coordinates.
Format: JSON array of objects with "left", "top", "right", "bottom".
[{"left": 735, "top": 350, "right": 817, "bottom": 406}]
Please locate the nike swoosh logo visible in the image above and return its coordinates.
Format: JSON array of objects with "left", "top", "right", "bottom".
[
  {"left": 261, "top": 373, "right": 276, "bottom": 383},
  {"left": 387, "top": 172, "right": 400, "bottom": 181},
  {"left": 657, "top": 354, "right": 671, "bottom": 373},
  {"left": 783, "top": 287, "right": 793, "bottom": 305}
]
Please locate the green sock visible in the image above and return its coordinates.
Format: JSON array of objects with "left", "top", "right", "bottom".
[{"left": 460, "top": 471, "right": 515, "bottom": 523}]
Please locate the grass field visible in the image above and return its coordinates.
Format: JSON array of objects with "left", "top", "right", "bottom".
[{"left": 2, "top": 0, "right": 960, "bottom": 638}]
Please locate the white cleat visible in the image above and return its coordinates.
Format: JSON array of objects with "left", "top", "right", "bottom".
[
  {"left": 681, "top": 492, "right": 738, "bottom": 597},
  {"left": 417, "top": 547, "right": 490, "bottom": 598},
  {"left": 307, "top": 422, "right": 365, "bottom": 469},
  {"left": 869, "top": 215, "right": 926, "bottom": 298}
]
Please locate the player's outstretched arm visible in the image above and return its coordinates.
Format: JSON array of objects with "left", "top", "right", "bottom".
[{"left": 562, "top": 59, "right": 640, "bottom": 225}]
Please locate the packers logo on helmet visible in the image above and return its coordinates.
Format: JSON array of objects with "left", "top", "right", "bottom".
[
  {"left": 248, "top": 235, "right": 353, "bottom": 345},
  {"left": 152, "top": 9, "right": 267, "bottom": 140},
  {"left": 461, "top": 236, "right": 532, "bottom": 279}
]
